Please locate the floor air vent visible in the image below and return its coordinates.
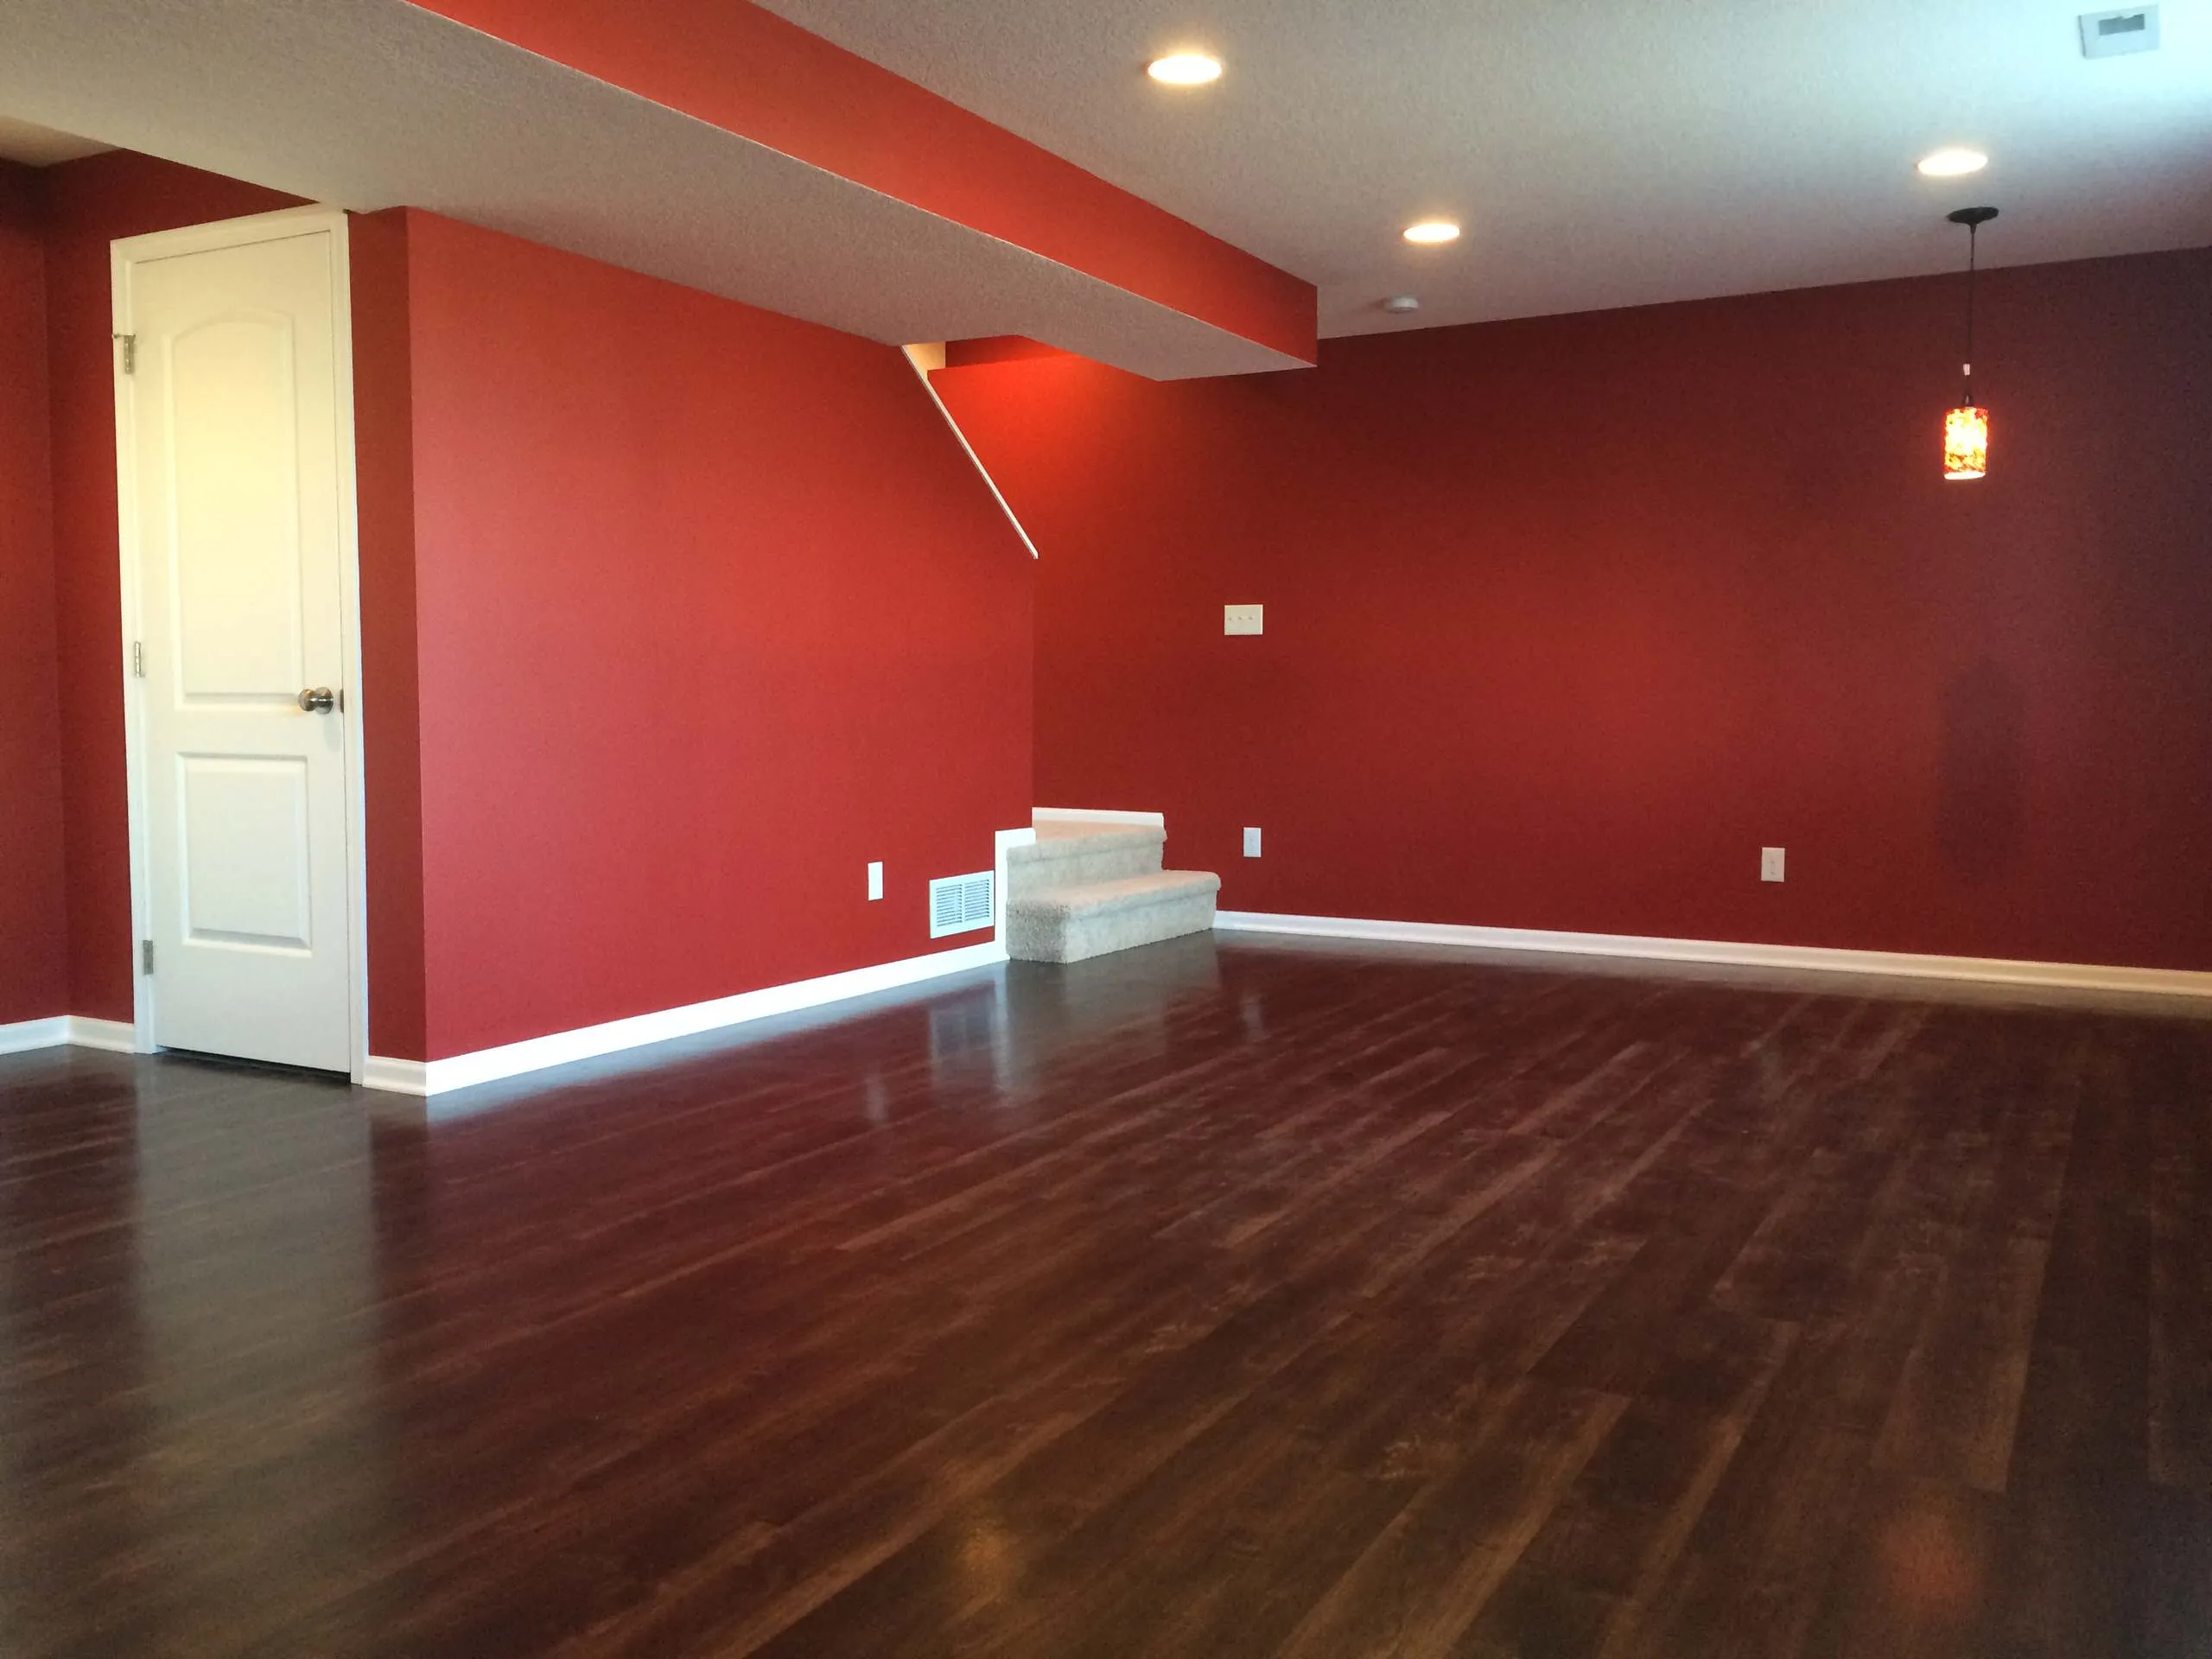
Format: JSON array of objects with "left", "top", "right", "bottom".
[{"left": 929, "top": 871, "right": 995, "bottom": 938}]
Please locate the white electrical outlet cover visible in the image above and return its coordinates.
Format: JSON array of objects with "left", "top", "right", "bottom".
[
  {"left": 1760, "top": 847, "right": 1785, "bottom": 882},
  {"left": 1224, "top": 604, "right": 1263, "bottom": 635},
  {"left": 1243, "top": 827, "right": 1262, "bottom": 857},
  {"left": 867, "top": 861, "right": 884, "bottom": 900}
]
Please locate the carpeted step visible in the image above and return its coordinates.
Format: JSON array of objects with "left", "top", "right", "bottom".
[
  {"left": 1007, "top": 869, "right": 1221, "bottom": 964},
  {"left": 1007, "top": 823, "right": 1165, "bottom": 895}
]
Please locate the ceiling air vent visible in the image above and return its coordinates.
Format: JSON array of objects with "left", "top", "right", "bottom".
[
  {"left": 929, "top": 871, "right": 995, "bottom": 939},
  {"left": 2079, "top": 6, "right": 2158, "bottom": 56}
]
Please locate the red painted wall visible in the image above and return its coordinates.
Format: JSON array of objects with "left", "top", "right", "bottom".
[
  {"left": 944, "top": 336, "right": 1070, "bottom": 369},
  {"left": 16, "top": 153, "right": 1028, "bottom": 1058},
  {"left": 347, "top": 210, "right": 429, "bottom": 1060},
  {"left": 0, "top": 163, "right": 68, "bottom": 1026},
  {"left": 937, "top": 248, "right": 2212, "bottom": 973},
  {"left": 397, "top": 212, "right": 1032, "bottom": 1058},
  {"left": 41, "top": 152, "right": 303, "bottom": 1021},
  {"left": 411, "top": 0, "right": 1315, "bottom": 365}
]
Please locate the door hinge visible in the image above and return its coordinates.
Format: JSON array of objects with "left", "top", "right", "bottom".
[
  {"left": 131, "top": 640, "right": 145, "bottom": 677},
  {"left": 115, "top": 333, "right": 137, "bottom": 375},
  {"left": 141, "top": 939, "right": 155, "bottom": 976}
]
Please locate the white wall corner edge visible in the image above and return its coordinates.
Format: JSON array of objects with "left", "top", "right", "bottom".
[{"left": 1212, "top": 911, "right": 2212, "bottom": 1001}]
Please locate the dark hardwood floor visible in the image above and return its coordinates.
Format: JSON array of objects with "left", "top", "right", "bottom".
[{"left": 2, "top": 936, "right": 2209, "bottom": 1656}]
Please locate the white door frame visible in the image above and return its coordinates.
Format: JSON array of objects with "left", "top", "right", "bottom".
[{"left": 111, "top": 205, "right": 372, "bottom": 1084}]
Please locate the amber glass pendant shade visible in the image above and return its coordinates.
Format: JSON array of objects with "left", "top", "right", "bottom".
[
  {"left": 1942, "top": 405, "right": 1988, "bottom": 480},
  {"left": 1941, "top": 207, "right": 1998, "bottom": 480}
]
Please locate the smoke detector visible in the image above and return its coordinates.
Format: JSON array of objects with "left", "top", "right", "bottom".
[
  {"left": 2079, "top": 6, "right": 2158, "bottom": 56},
  {"left": 1382, "top": 295, "right": 1421, "bottom": 315}
]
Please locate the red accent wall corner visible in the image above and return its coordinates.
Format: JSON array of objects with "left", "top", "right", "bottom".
[
  {"left": 0, "top": 162, "right": 68, "bottom": 1026},
  {"left": 937, "top": 248, "right": 2212, "bottom": 975}
]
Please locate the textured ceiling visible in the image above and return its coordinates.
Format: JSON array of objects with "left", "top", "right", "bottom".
[
  {"left": 0, "top": 0, "right": 1306, "bottom": 378},
  {"left": 0, "top": 115, "right": 111, "bottom": 167},
  {"left": 762, "top": 0, "right": 2212, "bottom": 337}
]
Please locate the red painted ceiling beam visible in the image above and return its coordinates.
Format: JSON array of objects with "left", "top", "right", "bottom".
[{"left": 410, "top": 0, "right": 1317, "bottom": 366}]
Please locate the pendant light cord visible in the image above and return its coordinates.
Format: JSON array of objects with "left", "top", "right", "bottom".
[{"left": 1963, "top": 222, "right": 1977, "bottom": 406}]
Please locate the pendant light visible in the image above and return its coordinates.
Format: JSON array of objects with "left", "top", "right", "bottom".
[{"left": 1942, "top": 206, "right": 1998, "bottom": 480}]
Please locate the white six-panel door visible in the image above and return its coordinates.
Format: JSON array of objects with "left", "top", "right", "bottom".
[{"left": 117, "top": 217, "right": 357, "bottom": 1072}]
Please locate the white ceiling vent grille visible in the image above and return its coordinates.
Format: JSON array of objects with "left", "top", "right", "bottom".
[
  {"left": 2080, "top": 6, "right": 2158, "bottom": 56},
  {"left": 929, "top": 871, "right": 995, "bottom": 938}
]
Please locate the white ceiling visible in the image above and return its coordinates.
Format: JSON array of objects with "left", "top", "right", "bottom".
[
  {"left": 0, "top": 115, "right": 111, "bottom": 167},
  {"left": 0, "top": 0, "right": 1304, "bottom": 378},
  {"left": 761, "top": 0, "right": 2212, "bottom": 337}
]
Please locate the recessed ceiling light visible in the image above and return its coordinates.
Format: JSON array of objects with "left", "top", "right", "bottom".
[
  {"left": 1402, "top": 219, "right": 1461, "bottom": 245},
  {"left": 1147, "top": 52, "right": 1222, "bottom": 86},
  {"left": 1916, "top": 147, "right": 1988, "bottom": 178}
]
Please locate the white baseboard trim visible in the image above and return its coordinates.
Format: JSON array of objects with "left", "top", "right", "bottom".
[
  {"left": 359, "top": 1055, "right": 433, "bottom": 1095},
  {"left": 1214, "top": 911, "right": 2212, "bottom": 1001},
  {"left": 0, "top": 1016, "right": 69, "bottom": 1055},
  {"left": 0, "top": 1015, "right": 144, "bottom": 1057},
  {"left": 1034, "top": 807, "right": 1167, "bottom": 828},
  {"left": 363, "top": 938, "right": 1010, "bottom": 1097},
  {"left": 67, "top": 1016, "right": 143, "bottom": 1052}
]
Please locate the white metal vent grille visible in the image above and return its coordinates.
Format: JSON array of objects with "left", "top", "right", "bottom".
[{"left": 929, "top": 871, "right": 995, "bottom": 938}]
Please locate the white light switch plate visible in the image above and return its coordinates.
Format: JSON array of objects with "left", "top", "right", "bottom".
[
  {"left": 1224, "top": 604, "right": 1263, "bottom": 636},
  {"left": 1243, "top": 827, "right": 1263, "bottom": 858},
  {"left": 867, "top": 861, "right": 884, "bottom": 901},
  {"left": 1760, "top": 847, "right": 1785, "bottom": 883}
]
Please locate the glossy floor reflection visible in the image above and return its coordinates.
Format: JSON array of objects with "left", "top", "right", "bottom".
[{"left": 0, "top": 935, "right": 2208, "bottom": 1656}]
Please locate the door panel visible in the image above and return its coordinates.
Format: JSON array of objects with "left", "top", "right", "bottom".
[
  {"left": 168, "top": 313, "right": 307, "bottom": 697},
  {"left": 178, "top": 755, "right": 315, "bottom": 949},
  {"left": 125, "top": 225, "right": 353, "bottom": 1072}
]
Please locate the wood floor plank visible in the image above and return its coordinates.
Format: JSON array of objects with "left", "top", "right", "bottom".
[
  {"left": 0, "top": 938, "right": 2206, "bottom": 1656},
  {"left": 2147, "top": 1025, "right": 2212, "bottom": 1491}
]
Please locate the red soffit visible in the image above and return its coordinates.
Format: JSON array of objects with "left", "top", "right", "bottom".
[{"left": 411, "top": 0, "right": 1317, "bottom": 372}]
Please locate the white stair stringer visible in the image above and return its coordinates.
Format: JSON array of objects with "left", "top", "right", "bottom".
[{"left": 1007, "top": 821, "right": 1220, "bottom": 963}]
